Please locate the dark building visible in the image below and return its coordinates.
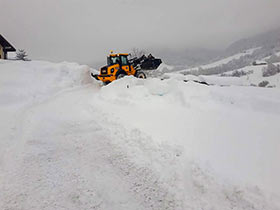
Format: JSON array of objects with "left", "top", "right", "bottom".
[{"left": 0, "top": 34, "right": 16, "bottom": 59}]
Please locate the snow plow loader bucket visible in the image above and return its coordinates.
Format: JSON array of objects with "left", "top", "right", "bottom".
[
  {"left": 91, "top": 73, "right": 100, "bottom": 80},
  {"left": 129, "top": 54, "right": 162, "bottom": 70}
]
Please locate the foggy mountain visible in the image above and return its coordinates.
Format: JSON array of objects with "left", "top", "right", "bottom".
[
  {"left": 152, "top": 47, "right": 221, "bottom": 67},
  {"left": 226, "top": 27, "right": 280, "bottom": 55},
  {"left": 156, "top": 27, "right": 280, "bottom": 68}
]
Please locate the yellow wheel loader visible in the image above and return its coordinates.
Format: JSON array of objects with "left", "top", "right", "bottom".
[{"left": 91, "top": 52, "right": 162, "bottom": 84}]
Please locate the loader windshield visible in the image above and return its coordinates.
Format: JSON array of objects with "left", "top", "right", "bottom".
[{"left": 107, "top": 56, "right": 120, "bottom": 66}]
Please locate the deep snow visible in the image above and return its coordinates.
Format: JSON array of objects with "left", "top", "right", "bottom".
[{"left": 0, "top": 60, "right": 280, "bottom": 210}]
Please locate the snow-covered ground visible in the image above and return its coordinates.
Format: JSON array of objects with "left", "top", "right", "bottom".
[
  {"left": 219, "top": 62, "right": 280, "bottom": 87},
  {"left": 1, "top": 60, "right": 280, "bottom": 210}
]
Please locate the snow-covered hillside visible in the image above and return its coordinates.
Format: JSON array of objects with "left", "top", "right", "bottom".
[
  {"left": 0, "top": 60, "right": 280, "bottom": 210},
  {"left": 176, "top": 48, "right": 280, "bottom": 88},
  {"left": 219, "top": 62, "right": 280, "bottom": 87},
  {"left": 185, "top": 47, "right": 261, "bottom": 72}
]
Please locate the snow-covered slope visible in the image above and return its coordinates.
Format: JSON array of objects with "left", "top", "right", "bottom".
[
  {"left": 182, "top": 47, "right": 260, "bottom": 72},
  {"left": 219, "top": 62, "right": 280, "bottom": 87},
  {"left": 176, "top": 48, "right": 280, "bottom": 88},
  {"left": 201, "top": 47, "right": 259, "bottom": 68},
  {"left": 0, "top": 60, "right": 280, "bottom": 210}
]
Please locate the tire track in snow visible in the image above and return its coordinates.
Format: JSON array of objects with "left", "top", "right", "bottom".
[
  {"left": 1, "top": 86, "right": 182, "bottom": 210},
  {"left": 92, "top": 112, "right": 185, "bottom": 210}
]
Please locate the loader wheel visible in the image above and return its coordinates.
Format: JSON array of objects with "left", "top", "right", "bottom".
[
  {"left": 117, "top": 73, "right": 126, "bottom": 79},
  {"left": 136, "top": 71, "right": 146, "bottom": 79}
]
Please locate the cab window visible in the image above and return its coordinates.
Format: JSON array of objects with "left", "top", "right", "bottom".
[
  {"left": 107, "top": 56, "right": 120, "bottom": 65},
  {"left": 120, "top": 55, "right": 128, "bottom": 65}
]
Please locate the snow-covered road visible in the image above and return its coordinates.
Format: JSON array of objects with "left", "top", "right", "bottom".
[
  {"left": 1, "top": 60, "right": 279, "bottom": 210},
  {"left": 0, "top": 85, "right": 182, "bottom": 210}
]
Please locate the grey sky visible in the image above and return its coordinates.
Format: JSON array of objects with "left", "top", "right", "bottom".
[{"left": 1, "top": 0, "right": 280, "bottom": 65}]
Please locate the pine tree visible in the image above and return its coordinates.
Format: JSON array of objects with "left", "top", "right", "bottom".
[{"left": 16, "top": 49, "right": 28, "bottom": 61}]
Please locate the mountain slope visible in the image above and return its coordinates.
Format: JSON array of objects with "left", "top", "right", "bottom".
[{"left": 226, "top": 27, "right": 280, "bottom": 55}]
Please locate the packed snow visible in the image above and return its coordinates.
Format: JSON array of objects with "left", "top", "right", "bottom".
[{"left": 0, "top": 60, "right": 280, "bottom": 210}]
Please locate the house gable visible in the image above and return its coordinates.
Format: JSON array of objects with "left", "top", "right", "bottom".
[{"left": 0, "top": 35, "right": 16, "bottom": 59}]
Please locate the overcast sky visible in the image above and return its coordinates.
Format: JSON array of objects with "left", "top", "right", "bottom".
[{"left": 1, "top": 0, "right": 280, "bottom": 65}]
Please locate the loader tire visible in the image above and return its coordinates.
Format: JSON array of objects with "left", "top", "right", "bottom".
[
  {"left": 136, "top": 71, "right": 146, "bottom": 79},
  {"left": 117, "top": 73, "right": 126, "bottom": 79}
]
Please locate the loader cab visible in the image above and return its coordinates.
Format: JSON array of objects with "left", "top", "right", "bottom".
[
  {"left": 107, "top": 54, "right": 129, "bottom": 66},
  {"left": 107, "top": 53, "right": 133, "bottom": 75}
]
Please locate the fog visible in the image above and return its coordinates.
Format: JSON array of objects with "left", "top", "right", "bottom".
[{"left": 1, "top": 0, "right": 280, "bottom": 66}]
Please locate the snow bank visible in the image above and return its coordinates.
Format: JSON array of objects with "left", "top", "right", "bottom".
[
  {"left": 0, "top": 60, "right": 93, "bottom": 107},
  {"left": 0, "top": 60, "right": 94, "bottom": 172},
  {"left": 201, "top": 75, "right": 245, "bottom": 86},
  {"left": 96, "top": 76, "right": 280, "bottom": 206},
  {"left": 160, "top": 72, "right": 245, "bottom": 87}
]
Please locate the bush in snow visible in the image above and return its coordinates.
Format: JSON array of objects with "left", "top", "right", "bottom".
[
  {"left": 221, "top": 70, "right": 253, "bottom": 77},
  {"left": 267, "top": 85, "right": 276, "bottom": 88},
  {"left": 262, "top": 63, "right": 280, "bottom": 77},
  {"left": 231, "top": 70, "right": 249, "bottom": 77},
  {"left": 258, "top": 80, "right": 269, "bottom": 87},
  {"left": 16, "top": 49, "right": 29, "bottom": 61}
]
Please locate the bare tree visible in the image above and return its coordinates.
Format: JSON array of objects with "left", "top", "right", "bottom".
[{"left": 130, "top": 48, "right": 146, "bottom": 58}]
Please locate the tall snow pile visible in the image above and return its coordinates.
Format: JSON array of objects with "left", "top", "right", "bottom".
[{"left": 0, "top": 60, "right": 92, "bottom": 107}]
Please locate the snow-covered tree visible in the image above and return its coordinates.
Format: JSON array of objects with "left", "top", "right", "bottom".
[
  {"left": 258, "top": 80, "right": 269, "bottom": 87},
  {"left": 16, "top": 49, "right": 29, "bottom": 61},
  {"left": 262, "top": 62, "right": 279, "bottom": 77},
  {"left": 231, "top": 70, "right": 247, "bottom": 77}
]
